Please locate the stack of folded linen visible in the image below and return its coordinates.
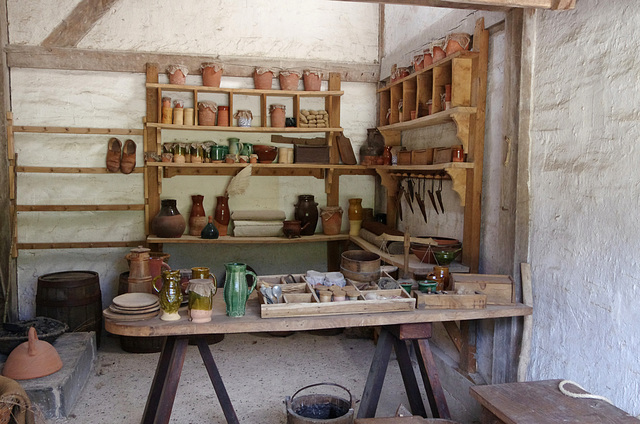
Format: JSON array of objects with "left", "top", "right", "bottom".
[{"left": 231, "top": 210, "right": 286, "bottom": 237}]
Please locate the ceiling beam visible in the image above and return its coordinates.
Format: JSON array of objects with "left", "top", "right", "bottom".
[
  {"left": 5, "top": 45, "right": 380, "bottom": 83},
  {"left": 334, "top": 0, "right": 575, "bottom": 10},
  {"left": 42, "top": 0, "right": 121, "bottom": 47}
]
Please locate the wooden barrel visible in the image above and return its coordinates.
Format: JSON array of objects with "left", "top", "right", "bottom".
[{"left": 36, "top": 270, "right": 102, "bottom": 347}]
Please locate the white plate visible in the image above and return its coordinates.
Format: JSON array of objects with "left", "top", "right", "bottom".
[{"left": 112, "top": 293, "right": 159, "bottom": 308}]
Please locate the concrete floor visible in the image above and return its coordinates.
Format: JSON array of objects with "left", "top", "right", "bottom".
[{"left": 46, "top": 330, "right": 439, "bottom": 424}]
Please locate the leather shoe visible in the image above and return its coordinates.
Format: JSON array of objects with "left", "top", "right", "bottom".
[
  {"left": 120, "top": 139, "right": 137, "bottom": 174},
  {"left": 106, "top": 138, "right": 122, "bottom": 173}
]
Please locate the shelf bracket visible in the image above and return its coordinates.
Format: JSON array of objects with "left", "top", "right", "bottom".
[
  {"left": 445, "top": 167, "right": 466, "bottom": 206},
  {"left": 451, "top": 113, "right": 471, "bottom": 153},
  {"left": 375, "top": 169, "right": 399, "bottom": 196},
  {"left": 378, "top": 129, "right": 401, "bottom": 147}
]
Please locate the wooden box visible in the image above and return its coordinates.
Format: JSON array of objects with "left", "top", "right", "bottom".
[
  {"left": 432, "top": 147, "right": 453, "bottom": 164},
  {"left": 294, "top": 145, "right": 329, "bottom": 163},
  {"left": 397, "top": 150, "right": 412, "bottom": 165},
  {"left": 257, "top": 275, "right": 415, "bottom": 318},
  {"left": 450, "top": 273, "right": 515, "bottom": 305},
  {"left": 413, "top": 291, "right": 486, "bottom": 309},
  {"left": 411, "top": 148, "right": 433, "bottom": 165}
]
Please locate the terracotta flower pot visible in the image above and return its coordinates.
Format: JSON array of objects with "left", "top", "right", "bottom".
[
  {"left": 432, "top": 43, "right": 446, "bottom": 62},
  {"left": 167, "top": 64, "right": 188, "bottom": 85},
  {"left": 201, "top": 62, "right": 223, "bottom": 87},
  {"left": 279, "top": 69, "right": 301, "bottom": 91},
  {"left": 254, "top": 68, "right": 274, "bottom": 89},
  {"left": 423, "top": 48, "right": 433, "bottom": 67},
  {"left": 303, "top": 70, "right": 321, "bottom": 91},
  {"left": 198, "top": 101, "right": 217, "bottom": 126}
]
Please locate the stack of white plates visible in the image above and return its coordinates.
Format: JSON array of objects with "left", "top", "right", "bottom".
[{"left": 103, "top": 293, "right": 160, "bottom": 321}]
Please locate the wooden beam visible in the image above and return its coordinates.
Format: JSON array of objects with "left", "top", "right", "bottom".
[
  {"left": 6, "top": 45, "right": 380, "bottom": 83},
  {"left": 42, "top": 0, "right": 121, "bottom": 48},
  {"left": 333, "top": 0, "right": 575, "bottom": 10}
]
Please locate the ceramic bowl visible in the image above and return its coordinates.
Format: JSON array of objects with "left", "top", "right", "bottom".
[
  {"left": 418, "top": 281, "right": 438, "bottom": 293},
  {"left": 253, "top": 144, "right": 278, "bottom": 163},
  {"left": 400, "top": 283, "right": 413, "bottom": 293},
  {"left": 432, "top": 248, "right": 462, "bottom": 265}
]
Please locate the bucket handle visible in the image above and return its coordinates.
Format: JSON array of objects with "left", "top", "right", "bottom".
[{"left": 290, "top": 382, "right": 353, "bottom": 408}]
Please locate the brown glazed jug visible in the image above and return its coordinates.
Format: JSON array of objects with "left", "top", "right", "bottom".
[
  {"left": 294, "top": 194, "right": 318, "bottom": 236},
  {"left": 151, "top": 199, "right": 186, "bottom": 238},
  {"left": 214, "top": 195, "right": 231, "bottom": 236},
  {"left": 189, "top": 195, "right": 207, "bottom": 236}
]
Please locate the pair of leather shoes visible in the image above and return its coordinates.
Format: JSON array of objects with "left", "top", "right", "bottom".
[{"left": 106, "top": 138, "right": 136, "bottom": 174}]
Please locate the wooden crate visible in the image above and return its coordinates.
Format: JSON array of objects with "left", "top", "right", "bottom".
[
  {"left": 411, "top": 148, "right": 433, "bottom": 165},
  {"left": 432, "top": 147, "right": 453, "bottom": 164},
  {"left": 397, "top": 150, "right": 412, "bottom": 165},
  {"left": 413, "top": 290, "right": 486, "bottom": 309},
  {"left": 450, "top": 273, "right": 515, "bottom": 305},
  {"left": 257, "top": 275, "right": 415, "bottom": 318}
]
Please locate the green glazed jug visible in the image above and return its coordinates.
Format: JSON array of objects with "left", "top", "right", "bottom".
[
  {"left": 153, "top": 269, "right": 183, "bottom": 321},
  {"left": 223, "top": 262, "right": 257, "bottom": 317}
]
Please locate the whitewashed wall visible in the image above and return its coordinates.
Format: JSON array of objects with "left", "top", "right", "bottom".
[
  {"left": 7, "top": 0, "right": 379, "bottom": 319},
  {"left": 528, "top": 0, "right": 640, "bottom": 415}
]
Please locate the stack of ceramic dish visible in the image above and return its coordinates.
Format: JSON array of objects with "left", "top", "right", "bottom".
[{"left": 103, "top": 293, "right": 160, "bottom": 321}]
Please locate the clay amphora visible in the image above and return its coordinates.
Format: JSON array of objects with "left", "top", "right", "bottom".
[
  {"left": 189, "top": 195, "right": 207, "bottom": 236},
  {"left": 214, "top": 195, "right": 231, "bottom": 236},
  {"left": 223, "top": 263, "right": 257, "bottom": 317},
  {"left": 153, "top": 270, "right": 183, "bottom": 321}
]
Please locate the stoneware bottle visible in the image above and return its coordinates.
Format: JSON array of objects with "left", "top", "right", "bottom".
[
  {"left": 214, "top": 195, "right": 231, "bottom": 236},
  {"left": 294, "top": 194, "right": 318, "bottom": 236},
  {"left": 223, "top": 263, "right": 257, "bottom": 317}
]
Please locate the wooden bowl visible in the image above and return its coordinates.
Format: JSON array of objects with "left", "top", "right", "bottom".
[{"left": 253, "top": 145, "right": 278, "bottom": 163}]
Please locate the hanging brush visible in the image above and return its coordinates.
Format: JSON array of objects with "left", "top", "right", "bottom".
[{"left": 224, "top": 164, "right": 253, "bottom": 197}]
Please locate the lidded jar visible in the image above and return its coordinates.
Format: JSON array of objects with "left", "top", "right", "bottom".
[
  {"left": 320, "top": 206, "right": 343, "bottom": 235},
  {"left": 187, "top": 278, "right": 217, "bottom": 323},
  {"left": 254, "top": 67, "right": 274, "bottom": 89},
  {"left": 167, "top": 64, "right": 188, "bottom": 85},
  {"left": 198, "top": 101, "right": 217, "bottom": 126},
  {"left": 151, "top": 199, "right": 186, "bottom": 238},
  {"left": 270, "top": 104, "right": 286, "bottom": 128},
  {"left": 201, "top": 62, "right": 223, "bottom": 87},
  {"left": 294, "top": 194, "right": 318, "bottom": 236}
]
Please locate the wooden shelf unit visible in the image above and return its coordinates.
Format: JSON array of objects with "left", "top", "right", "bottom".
[
  {"left": 143, "top": 64, "right": 373, "bottom": 270},
  {"left": 373, "top": 19, "right": 489, "bottom": 273}
]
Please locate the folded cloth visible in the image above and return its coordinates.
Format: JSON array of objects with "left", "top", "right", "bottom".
[
  {"left": 306, "top": 270, "right": 326, "bottom": 286},
  {"left": 0, "top": 376, "right": 36, "bottom": 424},
  {"left": 231, "top": 210, "right": 286, "bottom": 221},
  {"left": 233, "top": 220, "right": 283, "bottom": 237}
]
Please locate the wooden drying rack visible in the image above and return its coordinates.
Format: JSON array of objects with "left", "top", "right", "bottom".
[{"left": 6, "top": 112, "right": 146, "bottom": 256}]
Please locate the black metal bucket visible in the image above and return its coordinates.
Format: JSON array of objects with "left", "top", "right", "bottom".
[{"left": 286, "top": 383, "right": 354, "bottom": 424}]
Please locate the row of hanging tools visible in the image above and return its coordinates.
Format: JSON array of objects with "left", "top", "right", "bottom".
[{"left": 395, "top": 173, "right": 446, "bottom": 222}]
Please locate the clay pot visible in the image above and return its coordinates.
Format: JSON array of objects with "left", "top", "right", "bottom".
[
  {"left": 283, "top": 220, "right": 303, "bottom": 239},
  {"left": 3, "top": 327, "right": 63, "bottom": 380},
  {"left": 303, "top": 70, "right": 321, "bottom": 91},
  {"left": 254, "top": 68, "right": 274, "bottom": 89},
  {"left": 167, "top": 64, "right": 188, "bottom": 85},
  {"left": 320, "top": 206, "right": 343, "bottom": 235},
  {"left": 413, "top": 54, "right": 424, "bottom": 72},
  {"left": 423, "top": 48, "right": 433, "bottom": 67},
  {"left": 201, "top": 62, "right": 223, "bottom": 87},
  {"left": 432, "top": 41, "right": 446, "bottom": 62},
  {"left": 445, "top": 33, "right": 471, "bottom": 56},
  {"left": 152, "top": 199, "right": 186, "bottom": 238},
  {"left": 217, "top": 106, "right": 229, "bottom": 126},
  {"left": 198, "top": 101, "right": 217, "bottom": 126},
  {"left": 279, "top": 69, "right": 301, "bottom": 91},
  {"left": 270, "top": 104, "right": 286, "bottom": 128}
]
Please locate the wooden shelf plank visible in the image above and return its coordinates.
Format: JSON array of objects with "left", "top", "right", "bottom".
[
  {"left": 17, "top": 241, "right": 145, "bottom": 249},
  {"left": 147, "top": 122, "right": 343, "bottom": 133},
  {"left": 146, "top": 83, "right": 343, "bottom": 97},
  {"left": 16, "top": 204, "right": 145, "bottom": 211},
  {"left": 349, "top": 235, "right": 470, "bottom": 275},
  {"left": 147, "top": 234, "right": 349, "bottom": 245},
  {"left": 378, "top": 107, "right": 476, "bottom": 133},
  {"left": 373, "top": 162, "right": 473, "bottom": 173},
  {"left": 16, "top": 166, "right": 144, "bottom": 174},
  {"left": 11, "top": 126, "right": 143, "bottom": 135},
  {"left": 145, "top": 162, "right": 375, "bottom": 178}
]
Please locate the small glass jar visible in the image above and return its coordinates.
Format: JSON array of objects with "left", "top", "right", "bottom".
[
  {"left": 190, "top": 144, "right": 204, "bottom": 163},
  {"left": 172, "top": 143, "right": 187, "bottom": 163}
]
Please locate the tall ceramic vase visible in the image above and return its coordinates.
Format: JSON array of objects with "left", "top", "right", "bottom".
[
  {"left": 348, "top": 198, "right": 363, "bottom": 236},
  {"left": 189, "top": 195, "right": 207, "bottom": 236},
  {"left": 214, "top": 195, "right": 231, "bottom": 236}
]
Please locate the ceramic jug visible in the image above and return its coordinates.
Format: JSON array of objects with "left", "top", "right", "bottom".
[
  {"left": 153, "top": 270, "right": 183, "bottom": 321},
  {"left": 223, "top": 263, "right": 257, "bottom": 317},
  {"left": 228, "top": 138, "right": 243, "bottom": 156}
]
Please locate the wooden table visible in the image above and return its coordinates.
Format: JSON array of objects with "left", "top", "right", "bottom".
[
  {"left": 105, "top": 295, "right": 531, "bottom": 424},
  {"left": 470, "top": 379, "right": 637, "bottom": 423}
]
